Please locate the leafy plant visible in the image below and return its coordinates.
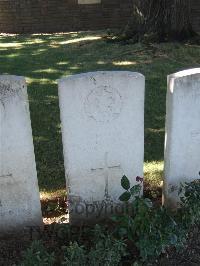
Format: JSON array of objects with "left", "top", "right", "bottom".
[
  {"left": 20, "top": 177, "right": 200, "bottom": 265},
  {"left": 119, "top": 175, "right": 142, "bottom": 202},
  {"left": 114, "top": 176, "right": 183, "bottom": 261},
  {"left": 62, "top": 225, "right": 126, "bottom": 266},
  {"left": 62, "top": 242, "right": 87, "bottom": 266},
  {"left": 88, "top": 225, "right": 127, "bottom": 266},
  {"left": 179, "top": 179, "right": 200, "bottom": 228},
  {"left": 20, "top": 240, "right": 55, "bottom": 266}
]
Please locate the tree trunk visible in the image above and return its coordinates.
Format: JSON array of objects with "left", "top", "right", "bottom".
[
  {"left": 170, "top": 0, "right": 195, "bottom": 40},
  {"left": 123, "top": 0, "right": 197, "bottom": 42}
]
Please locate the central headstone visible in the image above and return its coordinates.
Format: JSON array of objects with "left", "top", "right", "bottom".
[
  {"left": 164, "top": 68, "right": 200, "bottom": 208},
  {"left": 58, "top": 71, "right": 145, "bottom": 223},
  {"left": 0, "top": 75, "right": 42, "bottom": 233}
]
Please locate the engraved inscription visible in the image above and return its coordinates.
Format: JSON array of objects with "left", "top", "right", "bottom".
[
  {"left": 0, "top": 80, "right": 22, "bottom": 101},
  {"left": 91, "top": 152, "right": 121, "bottom": 200},
  {"left": 0, "top": 83, "right": 16, "bottom": 101},
  {"left": 191, "top": 130, "right": 200, "bottom": 140},
  {"left": 84, "top": 85, "right": 122, "bottom": 122},
  {"left": 188, "top": 131, "right": 200, "bottom": 156},
  {"left": 0, "top": 174, "right": 12, "bottom": 178},
  {"left": 0, "top": 173, "right": 15, "bottom": 185}
]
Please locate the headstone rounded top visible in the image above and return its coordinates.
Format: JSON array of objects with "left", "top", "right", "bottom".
[
  {"left": 168, "top": 68, "right": 200, "bottom": 93},
  {"left": 58, "top": 71, "right": 144, "bottom": 84},
  {"left": 168, "top": 68, "right": 200, "bottom": 80},
  {"left": 0, "top": 75, "right": 25, "bottom": 100}
]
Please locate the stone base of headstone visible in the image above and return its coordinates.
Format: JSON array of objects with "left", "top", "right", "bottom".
[{"left": 67, "top": 197, "right": 133, "bottom": 224}]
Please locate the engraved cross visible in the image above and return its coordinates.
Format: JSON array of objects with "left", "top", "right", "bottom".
[{"left": 91, "top": 152, "right": 121, "bottom": 200}]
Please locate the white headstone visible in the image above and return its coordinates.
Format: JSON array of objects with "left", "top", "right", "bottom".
[
  {"left": 0, "top": 75, "right": 42, "bottom": 232},
  {"left": 58, "top": 71, "right": 145, "bottom": 223},
  {"left": 164, "top": 68, "right": 200, "bottom": 208}
]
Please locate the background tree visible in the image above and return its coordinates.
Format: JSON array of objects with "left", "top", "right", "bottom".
[{"left": 122, "top": 0, "right": 198, "bottom": 42}]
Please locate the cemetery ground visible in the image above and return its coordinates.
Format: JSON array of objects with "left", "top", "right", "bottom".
[{"left": 0, "top": 31, "right": 200, "bottom": 265}]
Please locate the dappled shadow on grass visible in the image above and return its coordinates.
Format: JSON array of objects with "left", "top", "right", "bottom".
[
  {"left": 0, "top": 32, "right": 199, "bottom": 194},
  {"left": 28, "top": 81, "right": 65, "bottom": 192}
]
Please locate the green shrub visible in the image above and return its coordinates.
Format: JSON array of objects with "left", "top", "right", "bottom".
[
  {"left": 20, "top": 240, "right": 55, "bottom": 266},
  {"left": 88, "top": 225, "right": 127, "bottom": 266},
  {"left": 179, "top": 179, "right": 200, "bottom": 228},
  {"left": 114, "top": 175, "right": 185, "bottom": 262},
  {"left": 20, "top": 178, "right": 200, "bottom": 265},
  {"left": 62, "top": 225, "right": 127, "bottom": 266},
  {"left": 62, "top": 242, "right": 87, "bottom": 265}
]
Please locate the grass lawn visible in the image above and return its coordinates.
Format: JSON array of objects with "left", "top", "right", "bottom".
[{"left": 0, "top": 31, "right": 199, "bottom": 198}]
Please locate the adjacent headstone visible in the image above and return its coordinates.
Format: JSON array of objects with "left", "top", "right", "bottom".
[
  {"left": 164, "top": 68, "right": 200, "bottom": 208},
  {"left": 0, "top": 75, "right": 42, "bottom": 232},
  {"left": 58, "top": 71, "right": 145, "bottom": 223}
]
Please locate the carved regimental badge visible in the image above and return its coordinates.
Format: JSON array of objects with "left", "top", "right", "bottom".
[{"left": 84, "top": 85, "right": 122, "bottom": 122}]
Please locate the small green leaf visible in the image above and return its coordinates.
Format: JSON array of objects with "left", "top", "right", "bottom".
[
  {"left": 118, "top": 227, "right": 128, "bottom": 237},
  {"left": 110, "top": 216, "right": 119, "bottom": 222},
  {"left": 130, "top": 184, "right": 141, "bottom": 195},
  {"left": 144, "top": 198, "right": 153, "bottom": 208},
  {"left": 170, "top": 234, "right": 178, "bottom": 245},
  {"left": 121, "top": 175, "right": 130, "bottom": 190},
  {"left": 119, "top": 191, "right": 131, "bottom": 202}
]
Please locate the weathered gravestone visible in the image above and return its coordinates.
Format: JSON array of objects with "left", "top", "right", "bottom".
[
  {"left": 58, "top": 71, "right": 145, "bottom": 223},
  {"left": 164, "top": 68, "right": 200, "bottom": 208},
  {"left": 0, "top": 75, "right": 42, "bottom": 232}
]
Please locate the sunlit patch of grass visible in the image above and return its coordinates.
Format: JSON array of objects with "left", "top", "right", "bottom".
[
  {"left": 57, "top": 61, "right": 69, "bottom": 65},
  {"left": 112, "top": 61, "right": 137, "bottom": 66},
  {"left": 34, "top": 136, "right": 49, "bottom": 142},
  {"left": 97, "top": 60, "right": 106, "bottom": 65},
  {"left": 5, "top": 53, "right": 21, "bottom": 58},
  {"left": 144, "top": 161, "right": 164, "bottom": 199},
  {"left": 144, "top": 161, "right": 164, "bottom": 188},
  {"left": 59, "top": 36, "right": 102, "bottom": 45},
  {"left": 0, "top": 43, "right": 23, "bottom": 48},
  {"left": 33, "top": 68, "right": 60, "bottom": 74},
  {"left": 69, "top": 66, "right": 80, "bottom": 70},
  {"left": 27, "top": 77, "right": 56, "bottom": 84},
  {"left": 40, "top": 189, "right": 66, "bottom": 201}
]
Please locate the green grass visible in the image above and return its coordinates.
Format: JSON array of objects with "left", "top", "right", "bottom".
[{"left": 0, "top": 31, "right": 199, "bottom": 197}]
